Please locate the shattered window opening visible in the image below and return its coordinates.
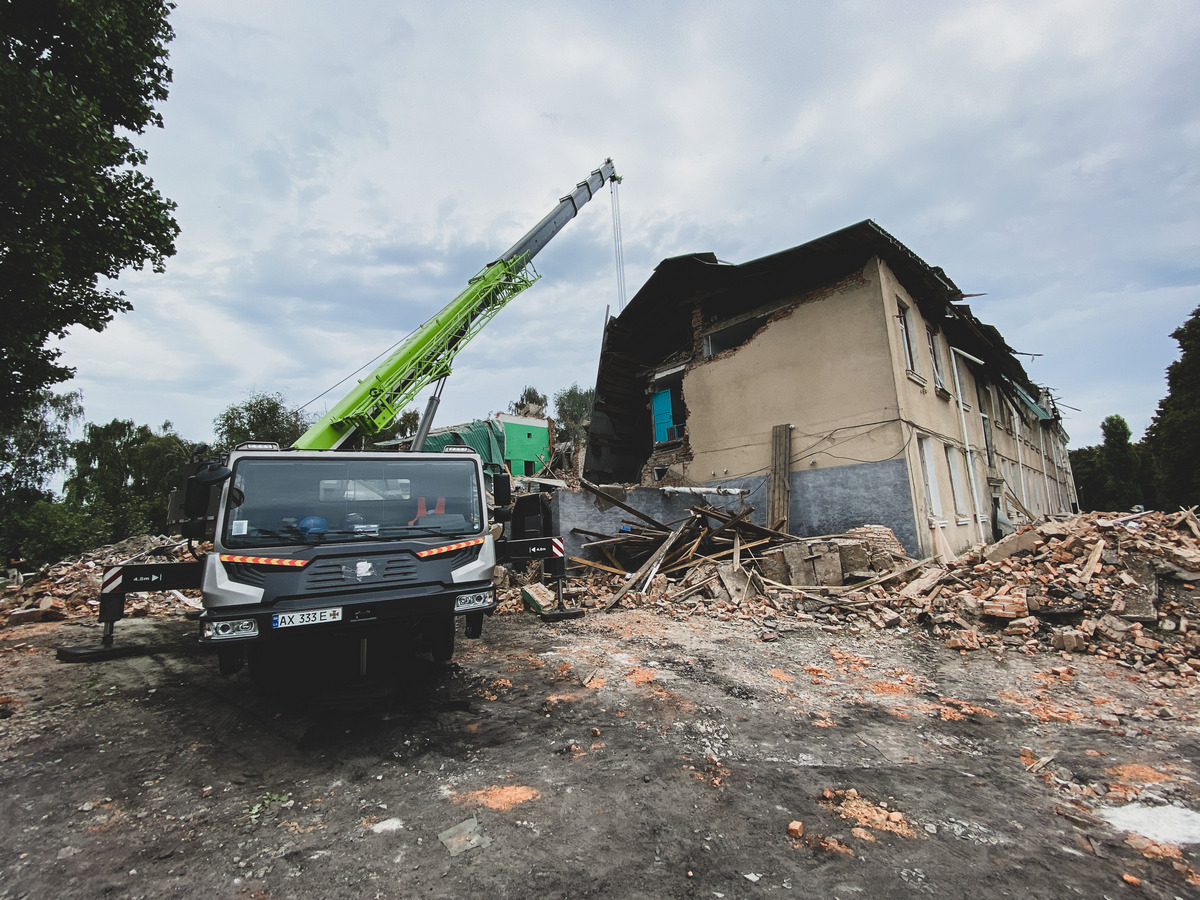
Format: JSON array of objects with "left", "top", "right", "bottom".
[
  {"left": 917, "top": 435, "right": 943, "bottom": 519},
  {"left": 927, "top": 327, "right": 946, "bottom": 392},
  {"left": 703, "top": 314, "right": 769, "bottom": 357},
  {"left": 944, "top": 443, "right": 969, "bottom": 518},
  {"left": 897, "top": 299, "right": 918, "bottom": 374}
]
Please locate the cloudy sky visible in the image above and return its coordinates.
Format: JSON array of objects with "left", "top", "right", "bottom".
[{"left": 56, "top": 0, "right": 1200, "bottom": 450}]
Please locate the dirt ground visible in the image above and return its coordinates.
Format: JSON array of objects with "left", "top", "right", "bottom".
[{"left": 2, "top": 606, "right": 1200, "bottom": 900}]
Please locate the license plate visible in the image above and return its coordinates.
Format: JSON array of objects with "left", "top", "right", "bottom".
[{"left": 272, "top": 607, "right": 343, "bottom": 629}]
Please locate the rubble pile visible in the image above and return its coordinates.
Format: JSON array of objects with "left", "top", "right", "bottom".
[
  {"left": 563, "top": 496, "right": 909, "bottom": 622},
  {"left": 567, "top": 502, "right": 1200, "bottom": 672},
  {"left": 1, "top": 536, "right": 198, "bottom": 627},
  {"left": 906, "top": 509, "right": 1200, "bottom": 674}
]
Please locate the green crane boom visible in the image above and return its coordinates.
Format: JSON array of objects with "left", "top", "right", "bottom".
[{"left": 294, "top": 159, "right": 619, "bottom": 450}]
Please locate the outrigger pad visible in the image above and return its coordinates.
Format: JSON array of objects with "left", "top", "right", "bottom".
[
  {"left": 538, "top": 607, "right": 585, "bottom": 622},
  {"left": 56, "top": 643, "right": 149, "bottom": 663}
]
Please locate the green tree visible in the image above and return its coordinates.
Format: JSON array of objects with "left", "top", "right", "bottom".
[
  {"left": 1067, "top": 444, "right": 1103, "bottom": 511},
  {"left": 0, "top": 0, "right": 179, "bottom": 429},
  {"left": 1143, "top": 305, "right": 1200, "bottom": 509},
  {"left": 213, "top": 391, "right": 312, "bottom": 453},
  {"left": 508, "top": 386, "right": 547, "bottom": 416},
  {"left": 64, "top": 418, "right": 194, "bottom": 540},
  {"left": 17, "top": 498, "right": 112, "bottom": 567},
  {"left": 552, "top": 383, "right": 594, "bottom": 445},
  {"left": 1069, "top": 414, "right": 1142, "bottom": 512},
  {"left": 1099, "top": 414, "right": 1141, "bottom": 511},
  {"left": 0, "top": 389, "right": 83, "bottom": 556}
]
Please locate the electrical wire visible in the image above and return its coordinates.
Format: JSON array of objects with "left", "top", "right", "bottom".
[{"left": 296, "top": 329, "right": 416, "bottom": 413}]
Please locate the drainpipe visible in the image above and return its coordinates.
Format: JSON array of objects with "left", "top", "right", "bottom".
[{"left": 949, "top": 347, "right": 988, "bottom": 545}]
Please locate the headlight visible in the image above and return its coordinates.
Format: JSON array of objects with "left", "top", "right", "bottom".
[
  {"left": 454, "top": 590, "right": 493, "bottom": 611},
  {"left": 202, "top": 618, "right": 259, "bottom": 640}
]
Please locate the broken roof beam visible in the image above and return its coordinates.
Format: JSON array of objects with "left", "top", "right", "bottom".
[{"left": 579, "top": 479, "right": 671, "bottom": 531}]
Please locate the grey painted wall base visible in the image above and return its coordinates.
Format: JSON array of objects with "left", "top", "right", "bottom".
[
  {"left": 550, "top": 457, "right": 919, "bottom": 567},
  {"left": 789, "top": 458, "right": 919, "bottom": 558}
]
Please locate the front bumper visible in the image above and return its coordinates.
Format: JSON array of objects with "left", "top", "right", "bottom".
[{"left": 197, "top": 582, "right": 496, "bottom": 644}]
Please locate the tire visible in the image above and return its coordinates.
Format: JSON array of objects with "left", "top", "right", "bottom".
[
  {"left": 217, "top": 645, "right": 244, "bottom": 676},
  {"left": 426, "top": 615, "right": 455, "bottom": 663}
]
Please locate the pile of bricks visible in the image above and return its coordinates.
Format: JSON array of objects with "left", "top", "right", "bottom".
[{"left": 881, "top": 508, "right": 1200, "bottom": 674}]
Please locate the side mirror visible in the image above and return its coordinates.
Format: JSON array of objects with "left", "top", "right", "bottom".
[
  {"left": 492, "top": 472, "right": 512, "bottom": 507},
  {"left": 492, "top": 507, "right": 513, "bottom": 524},
  {"left": 183, "top": 462, "right": 232, "bottom": 518}
]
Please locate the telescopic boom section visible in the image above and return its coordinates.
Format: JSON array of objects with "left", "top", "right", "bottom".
[{"left": 293, "top": 159, "right": 618, "bottom": 450}]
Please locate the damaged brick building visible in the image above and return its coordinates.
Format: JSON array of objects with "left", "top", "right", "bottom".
[{"left": 583, "top": 220, "right": 1077, "bottom": 559}]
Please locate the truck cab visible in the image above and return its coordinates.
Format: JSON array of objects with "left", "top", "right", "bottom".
[{"left": 196, "top": 446, "right": 499, "bottom": 672}]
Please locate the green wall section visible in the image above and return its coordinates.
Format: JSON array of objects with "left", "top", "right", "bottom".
[
  {"left": 420, "top": 417, "right": 550, "bottom": 477},
  {"left": 502, "top": 418, "right": 550, "bottom": 476}
]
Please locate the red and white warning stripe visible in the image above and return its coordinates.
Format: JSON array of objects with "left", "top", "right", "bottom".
[
  {"left": 551, "top": 537, "right": 564, "bottom": 558},
  {"left": 415, "top": 537, "right": 487, "bottom": 558},
  {"left": 219, "top": 554, "right": 308, "bottom": 567},
  {"left": 102, "top": 567, "right": 123, "bottom": 593}
]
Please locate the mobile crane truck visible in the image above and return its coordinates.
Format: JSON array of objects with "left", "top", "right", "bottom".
[{"left": 59, "top": 160, "right": 618, "bottom": 677}]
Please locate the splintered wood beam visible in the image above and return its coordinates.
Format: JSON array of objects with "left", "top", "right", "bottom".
[
  {"left": 604, "top": 528, "right": 683, "bottom": 611},
  {"left": 661, "top": 538, "right": 773, "bottom": 575},
  {"left": 694, "top": 505, "right": 800, "bottom": 543},
  {"left": 580, "top": 479, "right": 670, "bottom": 531},
  {"left": 1079, "top": 538, "right": 1106, "bottom": 584}
]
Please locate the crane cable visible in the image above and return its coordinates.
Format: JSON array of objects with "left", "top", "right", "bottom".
[{"left": 610, "top": 175, "right": 628, "bottom": 311}]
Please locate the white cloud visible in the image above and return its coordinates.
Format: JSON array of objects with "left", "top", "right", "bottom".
[{"left": 49, "top": 0, "right": 1200, "bottom": 455}]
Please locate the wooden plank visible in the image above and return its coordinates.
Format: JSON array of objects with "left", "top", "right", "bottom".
[
  {"left": 581, "top": 535, "right": 638, "bottom": 549},
  {"left": 670, "top": 574, "right": 719, "bottom": 602},
  {"left": 569, "top": 556, "right": 629, "bottom": 576},
  {"left": 705, "top": 506, "right": 753, "bottom": 539},
  {"left": 1079, "top": 538, "right": 1106, "bottom": 584},
  {"left": 823, "top": 557, "right": 935, "bottom": 594},
  {"left": 570, "top": 527, "right": 615, "bottom": 540},
  {"left": 768, "top": 423, "right": 791, "bottom": 533}
]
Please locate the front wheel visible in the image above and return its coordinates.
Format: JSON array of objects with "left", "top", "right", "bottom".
[{"left": 425, "top": 615, "right": 455, "bottom": 663}]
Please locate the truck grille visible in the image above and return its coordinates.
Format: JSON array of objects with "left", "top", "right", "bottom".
[
  {"left": 302, "top": 557, "right": 420, "bottom": 591},
  {"left": 224, "top": 562, "right": 268, "bottom": 587}
]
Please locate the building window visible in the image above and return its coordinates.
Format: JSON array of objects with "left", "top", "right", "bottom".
[
  {"left": 954, "top": 355, "right": 971, "bottom": 409},
  {"left": 944, "top": 444, "right": 969, "bottom": 518},
  {"left": 927, "top": 328, "right": 946, "bottom": 392},
  {"left": 897, "top": 299, "right": 917, "bottom": 373},
  {"left": 917, "top": 436, "right": 942, "bottom": 518}
]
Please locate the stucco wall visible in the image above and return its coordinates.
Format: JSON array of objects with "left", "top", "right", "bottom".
[{"left": 681, "top": 264, "right": 903, "bottom": 485}]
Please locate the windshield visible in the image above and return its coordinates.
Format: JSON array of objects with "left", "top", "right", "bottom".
[{"left": 221, "top": 456, "right": 483, "bottom": 550}]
